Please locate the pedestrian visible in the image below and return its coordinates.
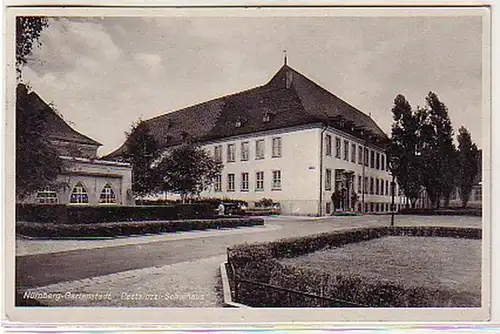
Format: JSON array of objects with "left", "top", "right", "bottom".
[{"left": 217, "top": 202, "right": 225, "bottom": 216}]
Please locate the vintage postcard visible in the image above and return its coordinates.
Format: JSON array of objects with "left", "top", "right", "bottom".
[{"left": 3, "top": 4, "right": 492, "bottom": 326}]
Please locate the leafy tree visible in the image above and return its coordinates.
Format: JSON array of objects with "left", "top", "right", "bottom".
[
  {"left": 16, "top": 84, "right": 64, "bottom": 199},
  {"left": 155, "top": 144, "right": 223, "bottom": 203},
  {"left": 123, "top": 119, "right": 161, "bottom": 198},
  {"left": 457, "top": 126, "right": 479, "bottom": 208},
  {"left": 16, "top": 16, "right": 49, "bottom": 78},
  {"left": 388, "top": 94, "right": 423, "bottom": 208},
  {"left": 420, "top": 92, "right": 456, "bottom": 208}
]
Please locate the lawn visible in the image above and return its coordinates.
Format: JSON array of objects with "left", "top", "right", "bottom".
[{"left": 279, "top": 236, "right": 481, "bottom": 305}]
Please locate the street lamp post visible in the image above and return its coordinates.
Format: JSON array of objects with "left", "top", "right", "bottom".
[{"left": 390, "top": 172, "right": 395, "bottom": 227}]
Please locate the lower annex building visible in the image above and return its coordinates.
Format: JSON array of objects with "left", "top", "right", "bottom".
[
  {"left": 17, "top": 84, "right": 134, "bottom": 206},
  {"left": 107, "top": 63, "right": 406, "bottom": 215}
]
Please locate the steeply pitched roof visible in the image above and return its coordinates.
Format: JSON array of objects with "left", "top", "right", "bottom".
[
  {"left": 106, "top": 65, "right": 388, "bottom": 159},
  {"left": 18, "top": 84, "right": 102, "bottom": 147}
]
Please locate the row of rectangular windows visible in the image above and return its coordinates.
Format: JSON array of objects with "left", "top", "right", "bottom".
[
  {"left": 325, "top": 134, "right": 388, "bottom": 171},
  {"left": 324, "top": 170, "right": 400, "bottom": 196},
  {"left": 325, "top": 202, "right": 403, "bottom": 214},
  {"left": 213, "top": 137, "right": 282, "bottom": 163},
  {"left": 213, "top": 171, "right": 282, "bottom": 192}
]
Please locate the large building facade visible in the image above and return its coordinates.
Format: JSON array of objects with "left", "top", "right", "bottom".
[
  {"left": 18, "top": 84, "right": 134, "bottom": 206},
  {"left": 108, "top": 64, "right": 405, "bottom": 215}
]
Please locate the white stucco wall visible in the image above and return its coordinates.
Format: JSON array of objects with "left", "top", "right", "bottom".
[
  {"left": 321, "top": 126, "right": 405, "bottom": 215},
  {"left": 199, "top": 125, "right": 322, "bottom": 215},
  {"left": 25, "top": 158, "right": 133, "bottom": 206}
]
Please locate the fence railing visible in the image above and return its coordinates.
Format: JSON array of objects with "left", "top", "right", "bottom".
[{"left": 226, "top": 255, "right": 367, "bottom": 308}]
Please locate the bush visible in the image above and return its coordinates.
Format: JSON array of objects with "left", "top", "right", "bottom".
[
  {"left": 227, "top": 226, "right": 481, "bottom": 307},
  {"left": 16, "top": 203, "right": 217, "bottom": 224},
  {"left": 255, "top": 198, "right": 277, "bottom": 208},
  {"left": 16, "top": 217, "right": 264, "bottom": 238},
  {"left": 399, "top": 208, "right": 482, "bottom": 216}
]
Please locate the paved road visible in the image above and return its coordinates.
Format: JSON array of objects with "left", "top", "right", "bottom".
[{"left": 16, "top": 215, "right": 481, "bottom": 289}]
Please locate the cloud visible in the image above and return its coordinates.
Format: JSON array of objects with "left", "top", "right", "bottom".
[{"left": 22, "top": 15, "right": 484, "bottom": 156}]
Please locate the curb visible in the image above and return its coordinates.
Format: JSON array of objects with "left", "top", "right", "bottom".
[{"left": 219, "top": 261, "right": 250, "bottom": 308}]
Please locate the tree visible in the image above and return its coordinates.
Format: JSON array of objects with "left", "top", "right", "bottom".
[
  {"left": 389, "top": 94, "right": 423, "bottom": 208},
  {"left": 16, "top": 84, "right": 64, "bottom": 199},
  {"left": 457, "top": 126, "right": 479, "bottom": 208},
  {"left": 155, "top": 144, "right": 223, "bottom": 203},
  {"left": 420, "top": 92, "right": 456, "bottom": 208},
  {"left": 16, "top": 16, "right": 49, "bottom": 78},
  {"left": 123, "top": 119, "right": 161, "bottom": 198}
]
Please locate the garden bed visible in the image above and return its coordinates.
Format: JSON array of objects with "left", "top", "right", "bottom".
[
  {"left": 278, "top": 236, "right": 480, "bottom": 307},
  {"left": 227, "top": 226, "right": 481, "bottom": 307},
  {"left": 17, "top": 217, "right": 264, "bottom": 239}
]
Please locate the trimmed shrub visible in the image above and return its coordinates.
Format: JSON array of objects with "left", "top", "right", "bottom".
[
  {"left": 227, "top": 226, "right": 481, "bottom": 307},
  {"left": 16, "top": 203, "right": 216, "bottom": 224},
  {"left": 399, "top": 208, "right": 482, "bottom": 217},
  {"left": 16, "top": 217, "right": 264, "bottom": 238}
]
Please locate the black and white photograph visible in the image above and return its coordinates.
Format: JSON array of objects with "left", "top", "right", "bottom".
[{"left": 4, "top": 5, "right": 491, "bottom": 324}]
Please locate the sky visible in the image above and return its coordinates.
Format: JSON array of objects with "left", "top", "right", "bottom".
[{"left": 22, "top": 14, "right": 485, "bottom": 156}]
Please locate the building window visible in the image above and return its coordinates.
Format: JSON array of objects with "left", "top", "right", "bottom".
[
  {"left": 272, "top": 137, "right": 282, "bottom": 157},
  {"left": 364, "top": 176, "right": 368, "bottom": 194},
  {"left": 370, "top": 177, "right": 374, "bottom": 195},
  {"left": 380, "top": 180, "right": 384, "bottom": 196},
  {"left": 358, "top": 175, "right": 362, "bottom": 193},
  {"left": 241, "top": 142, "right": 249, "bottom": 161},
  {"left": 376, "top": 179, "right": 380, "bottom": 195},
  {"left": 325, "top": 134, "right": 332, "bottom": 156},
  {"left": 325, "top": 169, "right": 332, "bottom": 191},
  {"left": 351, "top": 143, "right": 356, "bottom": 163},
  {"left": 227, "top": 173, "right": 235, "bottom": 192},
  {"left": 272, "top": 170, "right": 282, "bottom": 190},
  {"left": 370, "top": 150, "right": 375, "bottom": 169},
  {"left": 256, "top": 171, "right": 264, "bottom": 191},
  {"left": 36, "top": 186, "right": 58, "bottom": 204},
  {"left": 474, "top": 186, "right": 482, "bottom": 201},
  {"left": 70, "top": 182, "right": 89, "bottom": 204},
  {"left": 364, "top": 148, "right": 369, "bottom": 166},
  {"left": 376, "top": 153, "right": 380, "bottom": 170},
  {"left": 227, "top": 144, "right": 235, "bottom": 162},
  {"left": 214, "top": 145, "right": 222, "bottom": 162},
  {"left": 343, "top": 140, "right": 349, "bottom": 161},
  {"left": 385, "top": 180, "right": 389, "bottom": 196},
  {"left": 256, "top": 140, "right": 265, "bottom": 159},
  {"left": 99, "top": 183, "right": 117, "bottom": 204},
  {"left": 326, "top": 202, "right": 332, "bottom": 214},
  {"left": 381, "top": 155, "right": 385, "bottom": 171},
  {"left": 214, "top": 174, "right": 222, "bottom": 192},
  {"left": 241, "top": 172, "right": 249, "bottom": 191},
  {"left": 335, "top": 137, "right": 341, "bottom": 158}
]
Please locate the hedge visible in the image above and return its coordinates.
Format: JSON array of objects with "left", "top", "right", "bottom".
[
  {"left": 16, "top": 203, "right": 216, "bottom": 225},
  {"left": 399, "top": 208, "right": 482, "bottom": 217},
  {"left": 227, "top": 226, "right": 481, "bottom": 307},
  {"left": 17, "top": 217, "right": 264, "bottom": 238}
]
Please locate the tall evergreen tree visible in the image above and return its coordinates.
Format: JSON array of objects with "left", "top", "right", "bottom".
[
  {"left": 123, "top": 119, "right": 161, "bottom": 198},
  {"left": 389, "top": 94, "right": 422, "bottom": 208},
  {"left": 457, "top": 126, "right": 479, "bottom": 208},
  {"left": 420, "top": 92, "right": 456, "bottom": 208},
  {"left": 15, "top": 17, "right": 65, "bottom": 199}
]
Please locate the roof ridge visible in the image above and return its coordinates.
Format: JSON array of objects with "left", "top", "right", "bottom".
[{"left": 27, "top": 91, "right": 102, "bottom": 146}]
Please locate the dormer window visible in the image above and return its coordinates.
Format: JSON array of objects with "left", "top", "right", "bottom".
[
  {"left": 235, "top": 117, "right": 243, "bottom": 128},
  {"left": 263, "top": 112, "right": 270, "bottom": 123}
]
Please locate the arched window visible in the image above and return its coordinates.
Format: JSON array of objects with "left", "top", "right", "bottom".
[
  {"left": 36, "top": 186, "right": 58, "bottom": 204},
  {"left": 99, "top": 183, "right": 116, "bottom": 204},
  {"left": 70, "top": 182, "right": 89, "bottom": 204}
]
